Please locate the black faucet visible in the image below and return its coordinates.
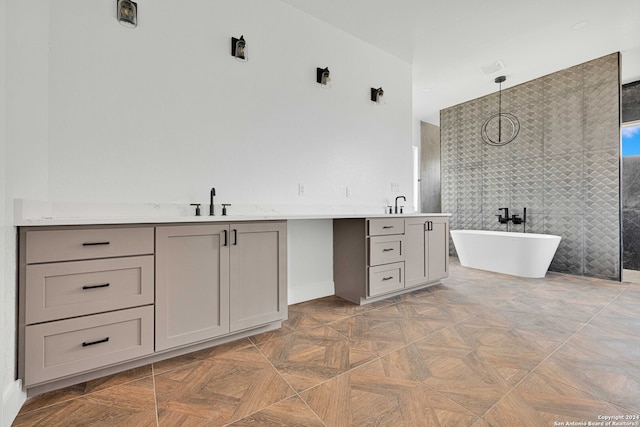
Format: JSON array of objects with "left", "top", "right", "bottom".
[
  {"left": 210, "top": 188, "right": 216, "bottom": 216},
  {"left": 497, "top": 207, "right": 510, "bottom": 224},
  {"left": 394, "top": 196, "right": 406, "bottom": 214}
]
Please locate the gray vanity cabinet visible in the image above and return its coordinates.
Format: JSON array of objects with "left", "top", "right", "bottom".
[
  {"left": 404, "top": 217, "right": 449, "bottom": 287},
  {"left": 156, "top": 221, "right": 287, "bottom": 351},
  {"left": 155, "top": 224, "right": 230, "bottom": 351},
  {"left": 229, "top": 222, "right": 287, "bottom": 332},
  {"left": 19, "top": 221, "right": 287, "bottom": 393},
  {"left": 426, "top": 217, "right": 449, "bottom": 281},
  {"left": 334, "top": 216, "right": 449, "bottom": 304}
]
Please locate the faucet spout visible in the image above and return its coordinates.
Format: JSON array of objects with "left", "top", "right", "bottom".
[
  {"left": 497, "top": 207, "right": 510, "bottom": 224},
  {"left": 394, "top": 196, "right": 406, "bottom": 214},
  {"left": 210, "top": 188, "right": 216, "bottom": 216}
]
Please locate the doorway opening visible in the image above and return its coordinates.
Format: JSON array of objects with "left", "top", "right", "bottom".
[{"left": 622, "top": 120, "right": 640, "bottom": 282}]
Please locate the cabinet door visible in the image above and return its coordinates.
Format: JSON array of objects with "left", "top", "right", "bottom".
[
  {"left": 229, "top": 222, "right": 287, "bottom": 332},
  {"left": 404, "top": 217, "right": 428, "bottom": 288},
  {"left": 156, "top": 225, "right": 230, "bottom": 351},
  {"left": 427, "top": 217, "right": 449, "bottom": 281}
]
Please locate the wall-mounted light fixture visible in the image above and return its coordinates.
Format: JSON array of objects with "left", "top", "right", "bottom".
[
  {"left": 231, "top": 35, "right": 248, "bottom": 62},
  {"left": 117, "top": 0, "right": 137, "bottom": 28},
  {"left": 481, "top": 76, "right": 520, "bottom": 146},
  {"left": 316, "top": 67, "right": 330, "bottom": 85},
  {"left": 371, "top": 87, "right": 384, "bottom": 103}
]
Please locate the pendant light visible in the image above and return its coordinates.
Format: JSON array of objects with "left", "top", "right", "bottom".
[{"left": 481, "top": 76, "right": 520, "bottom": 146}]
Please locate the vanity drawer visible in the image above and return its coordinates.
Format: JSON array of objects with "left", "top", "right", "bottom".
[
  {"left": 24, "top": 306, "right": 154, "bottom": 386},
  {"left": 25, "top": 256, "right": 154, "bottom": 324},
  {"left": 368, "top": 262, "right": 404, "bottom": 297},
  {"left": 26, "top": 227, "right": 154, "bottom": 264},
  {"left": 369, "top": 235, "right": 404, "bottom": 266},
  {"left": 368, "top": 218, "right": 404, "bottom": 236}
]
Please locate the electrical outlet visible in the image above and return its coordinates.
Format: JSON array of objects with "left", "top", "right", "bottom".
[
  {"left": 298, "top": 183, "right": 306, "bottom": 196},
  {"left": 391, "top": 182, "right": 400, "bottom": 192},
  {"left": 346, "top": 186, "right": 352, "bottom": 198}
]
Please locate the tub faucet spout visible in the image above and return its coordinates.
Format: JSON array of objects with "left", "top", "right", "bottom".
[{"left": 497, "top": 207, "right": 510, "bottom": 224}]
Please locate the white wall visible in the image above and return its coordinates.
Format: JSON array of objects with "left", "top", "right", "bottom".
[
  {"left": 44, "top": 0, "right": 413, "bottom": 206},
  {"left": 3, "top": 1, "right": 51, "bottom": 423},
  {"left": 287, "top": 220, "right": 334, "bottom": 304},
  {"left": 2, "top": 1, "right": 413, "bottom": 423},
  {"left": 2, "top": 0, "right": 28, "bottom": 422},
  {"left": 0, "top": 0, "right": 8, "bottom": 421}
]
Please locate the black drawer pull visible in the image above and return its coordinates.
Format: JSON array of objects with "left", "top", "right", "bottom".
[
  {"left": 382, "top": 248, "right": 394, "bottom": 252},
  {"left": 82, "top": 242, "right": 110, "bottom": 246},
  {"left": 82, "top": 283, "right": 110, "bottom": 290},
  {"left": 382, "top": 226, "right": 394, "bottom": 229},
  {"left": 223, "top": 230, "right": 228, "bottom": 247},
  {"left": 82, "top": 337, "right": 109, "bottom": 347},
  {"left": 382, "top": 276, "right": 394, "bottom": 281}
]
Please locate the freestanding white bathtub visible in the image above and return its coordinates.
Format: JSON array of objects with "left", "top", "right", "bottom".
[{"left": 450, "top": 230, "right": 561, "bottom": 278}]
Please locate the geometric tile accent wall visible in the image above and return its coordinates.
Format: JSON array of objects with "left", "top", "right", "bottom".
[{"left": 441, "top": 53, "right": 621, "bottom": 280}]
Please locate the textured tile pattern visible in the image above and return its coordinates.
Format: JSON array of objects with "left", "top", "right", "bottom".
[
  {"left": 441, "top": 53, "right": 621, "bottom": 280},
  {"left": 14, "top": 260, "right": 640, "bottom": 427}
]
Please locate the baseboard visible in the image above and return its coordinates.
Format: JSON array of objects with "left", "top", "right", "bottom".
[
  {"left": 288, "top": 280, "right": 334, "bottom": 305},
  {"left": 2, "top": 379, "right": 26, "bottom": 427}
]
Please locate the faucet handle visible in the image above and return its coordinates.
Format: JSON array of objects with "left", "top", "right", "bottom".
[
  {"left": 221, "top": 204, "right": 231, "bottom": 216},
  {"left": 190, "top": 204, "right": 201, "bottom": 216}
]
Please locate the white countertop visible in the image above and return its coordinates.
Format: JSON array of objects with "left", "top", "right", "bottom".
[
  {"left": 14, "top": 199, "right": 450, "bottom": 226},
  {"left": 17, "top": 212, "right": 451, "bottom": 226}
]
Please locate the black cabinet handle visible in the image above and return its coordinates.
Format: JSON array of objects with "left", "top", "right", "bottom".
[
  {"left": 382, "top": 225, "right": 394, "bottom": 229},
  {"left": 82, "top": 242, "right": 110, "bottom": 246},
  {"left": 233, "top": 229, "right": 238, "bottom": 245},
  {"left": 82, "top": 283, "right": 110, "bottom": 290},
  {"left": 82, "top": 337, "right": 109, "bottom": 347},
  {"left": 382, "top": 248, "right": 394, "bottom": 252},
  {"left": 223, "top": 230, "right": 228, "bottom": 247},
  {"left": 382, "top": 276, "right": 394, "bottom": 281}
]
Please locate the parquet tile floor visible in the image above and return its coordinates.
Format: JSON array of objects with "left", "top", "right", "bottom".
[{"left": 13, "top": 258, "right": 640, "bottom": 426}]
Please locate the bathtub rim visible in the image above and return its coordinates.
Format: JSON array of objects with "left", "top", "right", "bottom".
[{"left": 450, "top": 229, "right": 561, "bottom": 240}]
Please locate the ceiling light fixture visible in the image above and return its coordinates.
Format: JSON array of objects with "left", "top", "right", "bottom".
[
  {"left": 481, "top": 76, "right": 520, "bottom": 147},
  {"left": 570, "top": 20, "right": 590, "bottom": 31},
  {"left": 478, "top": 60, "right": 505, "bottom": 76}
]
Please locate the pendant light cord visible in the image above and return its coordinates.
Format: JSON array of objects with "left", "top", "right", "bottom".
[{"left": 498, "top": 81, "right": 502, "bottom": 143}]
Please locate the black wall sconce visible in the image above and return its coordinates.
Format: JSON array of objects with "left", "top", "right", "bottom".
[
  {"left": 316, "top": 67, "right": 330, "bottom": 85},
  {"left": 117, "top": 0, "right": 137, "bottom": 28},
  {"left": 371, "top": 87, "right": 384, "bottom": 103},
  {"left": 231, "top": 35, "right": 248, "bottom": 62}
]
